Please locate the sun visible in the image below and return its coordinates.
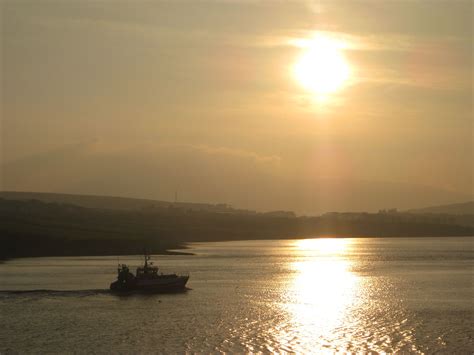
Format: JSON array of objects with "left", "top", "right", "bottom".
[{"left": 293, "top": 34, "right": 351, "bottom": 98}]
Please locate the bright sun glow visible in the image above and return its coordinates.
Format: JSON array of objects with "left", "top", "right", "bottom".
[{"left": 293, "top": 34, "right": 351, "bottom": 98}]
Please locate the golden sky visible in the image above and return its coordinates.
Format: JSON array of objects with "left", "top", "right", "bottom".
[{"left": 2, "top": 1, "right": 472, "bottom": 213}]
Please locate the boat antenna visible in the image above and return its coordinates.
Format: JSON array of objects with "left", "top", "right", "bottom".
[{"left": 143, "top": 247, "right": 149, "bottom": 268}]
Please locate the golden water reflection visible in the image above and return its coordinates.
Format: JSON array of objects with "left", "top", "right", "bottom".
[{"left": 282, "top": 238, "right": 360, "bottom": 351}]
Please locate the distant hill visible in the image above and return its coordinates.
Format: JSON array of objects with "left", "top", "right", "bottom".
[
  {"left": 1, "top": 197, "right": 473, "bottom": 260},
  {"left": 0, "top": 191, "right": 170, "bottom": 210},
  {"left": 407, "top": 201, "right": 474, "bottom": 215},
  {"left": 0, "top": 191, "right": 255, "bottom": 214}
]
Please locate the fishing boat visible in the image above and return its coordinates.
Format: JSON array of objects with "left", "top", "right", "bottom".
[{"left": 110, "top": 253, "right": 189, "bottom": 292}]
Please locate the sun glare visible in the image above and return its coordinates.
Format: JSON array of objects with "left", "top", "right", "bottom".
[
  {"left": 277, "top": 237, "right": 359, "bottom": 351},
  {"left": 295, "top": 237, "right": 351, "bottom": 255},
  {"left": 293, "top": 34, "right": 351, "bottom": 99}
]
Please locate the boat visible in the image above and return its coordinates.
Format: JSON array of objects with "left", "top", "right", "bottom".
[{"left": 110, "top": 253, "right": 189, "bottom": 292}]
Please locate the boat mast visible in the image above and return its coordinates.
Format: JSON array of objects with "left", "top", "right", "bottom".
[{"left": 144, "top": 248, "right": 150, "bottom": 268}]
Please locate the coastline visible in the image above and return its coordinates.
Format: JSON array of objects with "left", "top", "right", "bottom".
[
  {"left": 2, "top": 198, "right": 473, "bottom": 262},
  {"left": 0, "top": 244, "right": 194, "bottom": 262},
  {"left": 3, "top": 235, "right": 474, "bottom": 262}
]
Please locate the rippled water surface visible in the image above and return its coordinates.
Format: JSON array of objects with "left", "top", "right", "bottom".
[{"left": 1, "top": 237, "right": 473, "bottom": 353}]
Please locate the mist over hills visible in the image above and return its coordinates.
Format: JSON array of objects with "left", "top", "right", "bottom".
[
  {"left": 1, "top": 191, "right": 473, "bottom": 217},
  {"left": 407, "top": 201, "right": 474, "bottom": 215},
  {"left": 2, "top": 141, "right": 472, "bottom": 215},
  {"left": 0, "top": 191, "right": 242, "bottom": 213}
]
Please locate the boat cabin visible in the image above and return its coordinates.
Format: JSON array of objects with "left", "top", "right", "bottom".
[{"left": 136, "top": 255, "right": 160, "bottom": 278}]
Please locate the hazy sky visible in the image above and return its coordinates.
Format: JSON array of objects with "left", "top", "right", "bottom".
[{"left": 1, "top": 0, "right": 472, "bottom": 214}]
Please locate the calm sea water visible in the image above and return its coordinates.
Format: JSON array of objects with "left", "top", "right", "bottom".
[{"left": 0, "top": 237, "right": 473, "bottom": 353}]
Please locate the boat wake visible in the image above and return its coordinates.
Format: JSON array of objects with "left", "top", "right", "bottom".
[
  {"left": 0, "top": 289, "right": 110, "bottom": 297},
  {"left": 0, "top": 287, "right": 191, "bottom": 298}
]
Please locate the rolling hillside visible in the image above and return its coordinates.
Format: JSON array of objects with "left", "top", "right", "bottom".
[
  {"left": 407, "top": 201, "right": 474, "bottom": 215},
  {"left": 0, "top": 191, "right": 244, "bottom": 213}
]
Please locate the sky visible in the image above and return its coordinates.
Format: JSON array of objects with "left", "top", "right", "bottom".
[{"left": 1, "top": 0, "right": 472, "bottom": 214}]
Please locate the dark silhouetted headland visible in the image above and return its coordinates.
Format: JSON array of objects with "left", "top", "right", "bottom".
[{"left": 1, "top": 193, "right": 473, "bottom": 260}]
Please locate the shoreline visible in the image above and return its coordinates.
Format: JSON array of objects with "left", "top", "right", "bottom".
[
  {"left": 0, "top": 245, "right": 195, "bottom": 262},
  {"left": 2, "top": 235, "right": 473, "bottom": 262}
]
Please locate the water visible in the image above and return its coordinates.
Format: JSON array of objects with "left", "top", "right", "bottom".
[{"left": 1, "top": 237, "right": 472, "bottom": 353}]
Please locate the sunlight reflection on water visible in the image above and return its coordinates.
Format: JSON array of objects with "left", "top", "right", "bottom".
[
  {"left": 275, "top": 238, "right": 361, "bottom": 352},
  {"left": 265, "top": 238, "right": 424, "bottom": 353}
]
